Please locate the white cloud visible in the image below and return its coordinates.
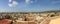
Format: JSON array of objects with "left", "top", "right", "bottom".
[
  {"left": 25, "top": 0, "right": 30, "bottom": 4},
  {"left": 25, "top": 0, "right": 37, "bottom": 4},
  {"left": 8, "top": 3, "right": 13, "bottom": 7},
  {"left": 25, "top": 0, "right": 34, "bottom": 4},
  {"left": 8, "top": 1, "right": 18, "bottom": 7},
  {"left": 9, "top": 0, "right": 12, "bottom": 2}
]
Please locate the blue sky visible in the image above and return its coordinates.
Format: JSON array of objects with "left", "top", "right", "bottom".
[{"left": 0, "top": 0, "right": 60, "bottom": 12}]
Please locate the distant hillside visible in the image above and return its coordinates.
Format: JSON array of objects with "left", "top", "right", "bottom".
[
  {"left": 42, "top": 10, "right": 60, "bottom": 12},
  {"left": 0, "top": 10, "right": 60, "bottom": 13}
]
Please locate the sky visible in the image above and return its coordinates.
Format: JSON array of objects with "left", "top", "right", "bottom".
[{"left": 0, "top": 0, "right": 60, "bottom": 12}]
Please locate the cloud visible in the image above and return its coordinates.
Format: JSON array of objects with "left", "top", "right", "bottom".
[
  {"left": 25, "top": 0, "right": 31, "bottom": 4},
  {"left": 9, "top": 0, "right": 12, "bottom": 2},
  {"left": 8, "top": 1, "right": 18, "bottom": 7},
  {"left": 25, "top": 0, "right": 34, "bottom": 4},
  {"left": 8, "top": 3, "right": 13, "bottom": 7},
  {"left": 25, "top": 0, "right": 37, "bottom": 4}
]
